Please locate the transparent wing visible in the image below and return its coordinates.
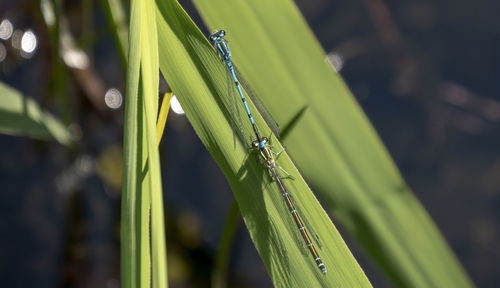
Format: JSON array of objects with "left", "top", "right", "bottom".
[
  {"left": 233, "top": 65, "right": 281, "bottom": 139},
  {"left": 287, "top": 188, "right": 323, "bottom": 250},
  {"left": 226, "top": 66, "right": 247, "bottom": 149},
  {"left": 264, "top": 164, "right": 307, "bottom": 256},
  {"left": 275, "top": 168, "right": 323, "bottom": 250}
]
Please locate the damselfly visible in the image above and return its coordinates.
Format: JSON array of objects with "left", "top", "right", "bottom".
[{"left": 209, "top": 29, "right": 327, "bottom": 274}]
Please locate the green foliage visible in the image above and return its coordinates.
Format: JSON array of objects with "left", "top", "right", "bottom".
[
  {"left": 192, "top": 0, "right": 474, "bottom": 287},
  {"left": 121, "top": 0, "right": 167, "bottom": 287},
  {"left": 100, "top": 0, "right": 128, "bottom": 67},
  {"left": 118, "top": 0, "right": 474, "bottom": 286},
  {"left": 154, "top": 0, "right": 371, "bottom": 286},
  {"left": 0, "top": 82, "right": 73, "bottom": 145}
]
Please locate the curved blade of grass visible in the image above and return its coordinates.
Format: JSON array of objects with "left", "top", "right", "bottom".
[
  {"left": 100, "top": 0, "right": 128, "bottom": 67},
  {"left": 211, "top": 200, "right": 240, "bottom": 288},
  {"left": 0, "top": 82, "right": 73, "bottom": 145},
  {"left": 155, "top": 0, "right": 371, "bottom": 286},
  {"left": 157, "top": 92, "right": 173, "bottom": 146},
  {"left": 39, "top": 0, "right": 71, "bottom": 124},
  {"left": 192, "top": 0, "right": 474, "bottom": 287},
  {"left": 121, "top": 0, "right": 167, "bottom": 287}
]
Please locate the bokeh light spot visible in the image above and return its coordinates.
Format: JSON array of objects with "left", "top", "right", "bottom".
[
  {"left": 11, "top": 29, "right": 23, "bottom": 49},
  {"left": 327, "top": 52, "right": 343, "bottom": 72},
  {"left": 170, "top": 95, "right": 184, "bottom": 115},
  {"left": 0, "top": 19, "right": 13, "bottom": 40},
  {"left": 21, "top": 30, "right": 37, "bottom": 54},
  {"left": 104, "top": 88, "right": 123, "bottom": 109},
  {"left": 0, "top": 43, "right": 6, "bottom": 62}
]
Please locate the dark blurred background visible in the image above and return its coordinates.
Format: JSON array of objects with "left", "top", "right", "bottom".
[{"left": 0, "top": 0, "right": 499, "bottom": 287}]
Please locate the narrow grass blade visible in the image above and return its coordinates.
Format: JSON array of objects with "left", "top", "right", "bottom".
[
  {"left": 39, "top": 0, "right": 71, "bottom": 124},
  {"left": 212, "top": 200, "right": 240, "bottom": 288},
  {"left": 100, "top": 0, "right": 128, "bottom": 67},
  {"left": 121, "top": 0, "right": 167, "bottom": 287},
  {"left": 157, "top": 92, "right": 173, "bottom": 146}
]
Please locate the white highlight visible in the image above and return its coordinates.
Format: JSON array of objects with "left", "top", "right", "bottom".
[
  {"left": 170, "top": 95, "right": 184, "bottom": 114},
  {"left": 21, "top": 30, "right": 37, "bottom": 54}
]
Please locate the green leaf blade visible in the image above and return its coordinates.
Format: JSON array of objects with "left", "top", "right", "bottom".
[
  {"left": 121, "top": 0, "right": 167, "bottom": 287},
  {"left": 0, "top": 82, "right": 73, "bottom": 145},
  {"left": 192, "top": 0, "right": 474, "bottom": 287},
  {"left": 155, "top": 0, "right": 371, "bottom": 286}
]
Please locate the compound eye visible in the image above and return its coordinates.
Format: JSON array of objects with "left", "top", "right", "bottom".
[
  {"left": 251, "top": 140, "right": 259, "bottom": 147},
  {"left": 262, "top": 137, "right": 268, "bottom": 143}
]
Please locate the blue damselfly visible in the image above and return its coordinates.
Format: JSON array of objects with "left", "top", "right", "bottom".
[{"left": 209, "top": 29, "right": 327, "bottom": 274}]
